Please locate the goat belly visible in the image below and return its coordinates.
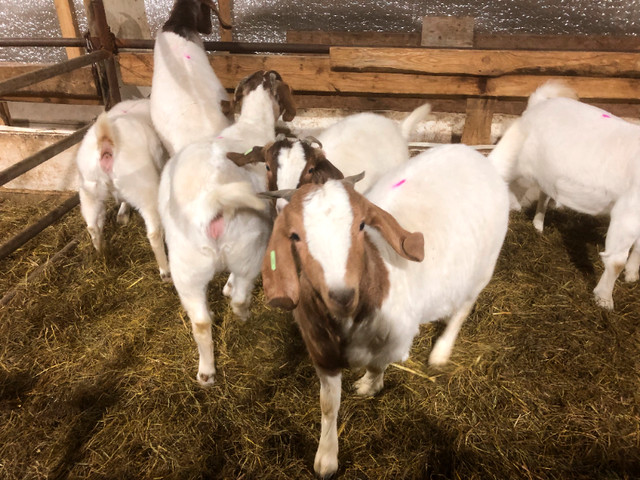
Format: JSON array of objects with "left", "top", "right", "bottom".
[{"left": 207, "top": 214, "right": 225, "bottom": 239}]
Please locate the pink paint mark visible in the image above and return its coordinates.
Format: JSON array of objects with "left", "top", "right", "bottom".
[
  {"left": 602, "top": 114, "right": 611, "bottom": 118},
  {"left": 392, "top": 179, "right": 406, "bottom": 189},
  {"left": 207, "top": 214, "right": 225, "bottom": 239},
  {"left": 184, "top": 54, "right": 191, "bottom": 59},
  {"left": 217, "top": 136, "right": 224, "bottom": 139}
]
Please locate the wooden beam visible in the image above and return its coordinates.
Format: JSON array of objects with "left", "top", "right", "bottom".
[
  {"left": 53, "top": 0, "right": 84, "bottom": 59},
  {"left": 330, "top": 47, "right": 640, "bottom": 77},
  {"left": 422, "top": 17, "right": 474, "bottom": 48},
  {"left": 287, "top": 30, "right": 420, "bottom": 47},
  {"left": 461, "top": 97, "right": 495, "bottom": 145},
  {"left": 117, "top": 52, "right": 640, "bottom": 102},
  {"left": 0, "top": 64, "right": 100, "bottom": 102}
]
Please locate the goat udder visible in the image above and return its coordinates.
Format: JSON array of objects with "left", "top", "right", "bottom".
[{"left": 207, "top": 214, "right": 225, "bottom": 239}]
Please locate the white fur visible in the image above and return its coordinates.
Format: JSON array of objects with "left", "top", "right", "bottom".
[
  {"left": 299, "top": 144, "right": 510, "bottom": 476},
  {"left": 159, "top": 83, "right": 282, "bottom": 386},
  {"left": 76, "top": 98, "right": 170, "bottom": 280},
  {"left": 303, "top": 182, "right": 353, "bottom": 290},
  {"left": 489, "top": 81, "right": 640, "bottom": 310},
  {"left": 150, "top": 31, "right": 231, "bottom": 156}
]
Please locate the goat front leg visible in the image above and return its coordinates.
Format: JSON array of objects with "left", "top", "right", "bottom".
[
  {"left": 116, "top": 201, "right": 131, "bottom": 225},
  {"left": 354, "top": 366, "right": 385, "bottom": 397},
  {"left": 314, "top": 367, "right": 342, "bottom": 479}
]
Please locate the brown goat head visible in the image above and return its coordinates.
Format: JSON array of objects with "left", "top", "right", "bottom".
[
  {"left": 163, "top": 0, "right": 231, "bottom": 39},
  {"left": 261, "top": 181, "right": 424, "bottom": 317},
  {"left": 231, "top": 71, "right": 296, "bottom": 121}
]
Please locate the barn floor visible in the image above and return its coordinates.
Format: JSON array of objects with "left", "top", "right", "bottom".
[{"left": 0, "top": 192, "right": 638, "bottom": 480}]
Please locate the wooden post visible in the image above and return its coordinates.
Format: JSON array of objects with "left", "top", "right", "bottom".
[
  {"left": 218, "top": 0, "right": 233, "bottom": 41},
  {"left": 54, "top": 0, "right": 84, "bottom": 59},
  {"left": 0, "top": 102, "right": 11, "bottom": 126},
  {"left": 422, "top": 16, "right": 493, "bottom": 145}
]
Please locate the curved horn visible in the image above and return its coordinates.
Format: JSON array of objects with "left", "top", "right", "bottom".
[
  {"left": 258, "top": 189, "right": 297, "bottom": 201},
  {"left": 303, "top": 136, "right": 323, "bottom": 149},
  {"left": 200, "top": 0, "right": 233, "bottom": 29},
  {"left": 343, "top": 171, "right": 365, "bottom": 185}
]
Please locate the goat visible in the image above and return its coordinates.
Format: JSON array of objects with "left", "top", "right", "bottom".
[
  {"left": 489, "top": 80, "right": 640, "bottom": 310},
  {"left": 76, "top": 98, "right": 170, "bottom": 281},
  {"left": 159, "top": 70, "right": 296, "bottom": 385},
  {"left": 227, "top": 104, "right": 432, "bottom": 210},
  {"left": 261, "top": 144, "right": 509, "bottom": 477},
  {"left": 150, "top": 0, "right": 233, "bottom": 156}
]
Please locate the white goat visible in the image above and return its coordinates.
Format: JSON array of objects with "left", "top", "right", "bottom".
[
  {"left": 261, "top": 144, "right": 509, "bottom": 477},
  {"left": 150, "top": 0, "right": 232, "bottom": 156},
  {"left": 489, "top": 80, "right": 640, "bottom": 310},
  {"left": 159, "top": 70, "right": 296, "bottom": 386},
  {"left": 76, "top": 98, "right": 170, "bottom": 281},
  {"left": 227, "top": 105, "right": 431, "bottom": 211}
]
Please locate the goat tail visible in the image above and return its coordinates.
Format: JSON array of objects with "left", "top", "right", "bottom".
[
  {"left": 205, "top": 181, "right": 266, "bottom": 214},
  {"left": 400, "top": 103, "right": 432, "bottom": 140},
  {"left": 488, "top": 119, "right": 525, "bottom": 182},
  {"left": 527, "top": 81, "right": 578, "bottom": 109},
  {"left": 94, "top": 112, "right": 117, "bottom": 174}
]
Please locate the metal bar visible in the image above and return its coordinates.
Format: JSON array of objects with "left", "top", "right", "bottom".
[
  {"left": 89, "top": 0, "right": 121, "bottom": 108},
  {"left": 0, "top": 49, "right": 110, "bottom": 97},
  {"left": 0, "top": 122, "right": 93, "bottom": 187},
  {"left": 0, "top": 234, "right": 81, "bottom": 307},
  {"left": 0, "top": 37, "right": 331, "bottom": 54},
  {"left": 0, "top": 193, "right": 80, "bottom": 261}
]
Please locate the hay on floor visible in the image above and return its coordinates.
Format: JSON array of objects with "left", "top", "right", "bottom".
[{"left": 0, "top": 192, "right": 638, "bottom": 479}]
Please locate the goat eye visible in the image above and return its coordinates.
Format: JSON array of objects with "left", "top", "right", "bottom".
[
  {"left": 290, "top": 232, "right": 300, "bottom": 242},
  {"left": 308, "top": 167, "right": 314, "bottom": 174},
  {"left": 359, "top": 221, "right": 365, "bottom": 231},
  {"left": 265, "top": 165, "right": 270, "bottom": 171}
]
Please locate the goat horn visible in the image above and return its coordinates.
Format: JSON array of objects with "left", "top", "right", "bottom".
[
  {"left": 258, "top": 189, "right": 296, "bottom": 201},
  {"left": 303, "top": 136, "right": 323, "bottom": 149},
  {"left": 343, "top": 171, "right": 365, "bottom": 185}
]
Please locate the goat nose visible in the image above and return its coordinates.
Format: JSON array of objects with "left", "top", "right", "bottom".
[{"left": 329, "top": 288, "right": 355, "bottom": 308}]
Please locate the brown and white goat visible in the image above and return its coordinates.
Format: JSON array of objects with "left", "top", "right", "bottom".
[{"left": 261, "top": 144, "right": 510, "bottom": 477}]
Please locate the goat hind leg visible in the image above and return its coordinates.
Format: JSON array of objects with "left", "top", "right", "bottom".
[
  {"left": 429, "top": 300, "right": 474, "bottom": 366},
  {"left": 139, "top": 207, "right": 170, "bottom": 281},
  {"left": 533, "top": 191, "right": 550, "bottom": 233},
  {"left": 79, "top": 187, "right": 106, "bottom": 252},
  {"left": 624, "top": 238, "right": 640, "bottom": 283}
]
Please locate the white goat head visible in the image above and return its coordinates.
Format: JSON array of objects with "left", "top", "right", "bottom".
[{"left": 260, "top": 180, "right": 424, "bottom": 317}]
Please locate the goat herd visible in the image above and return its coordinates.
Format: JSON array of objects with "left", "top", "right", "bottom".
[{"left": 72, "top": 0, "right": 640, "bottom": 476}]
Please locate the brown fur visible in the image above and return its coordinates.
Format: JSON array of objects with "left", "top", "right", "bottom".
[
  {"left": 162, "top": 0, "right": 230, "bottom": 40},
  {"left": 230, "top": 71, "right": 296, "bottom": 121}
]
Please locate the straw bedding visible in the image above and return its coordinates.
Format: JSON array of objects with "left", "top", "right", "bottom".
[{"left": 0, "top": 192, "right": 638, "bottom": 479}]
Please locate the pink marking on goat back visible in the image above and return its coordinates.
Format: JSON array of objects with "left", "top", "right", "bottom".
[
  {"left": 99, "top": 140, "right": 114, "bottom": 174},
  {"left": 392, "top": 179, "right": 406, "bottom": 189},
  {"left": 602, "top": 114, "right": 611, "bottom": 118},
  {"left": 207, "top": 214, "right": 225, "bottom": 239},
  {"left": 185, "top": 54, "right": 191, "bottom": 59}
]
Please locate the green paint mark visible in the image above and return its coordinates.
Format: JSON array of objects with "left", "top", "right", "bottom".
[
  {"left": 244, "top": 148, "right": 253, "bottom": 155},
  {"left": 270, "top": 250, "right": 276, "bottom": 271}
]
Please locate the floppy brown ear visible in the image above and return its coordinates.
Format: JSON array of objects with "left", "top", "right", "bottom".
[
  {"left": 312, "top": 158, "right": 344, "bottom": 183},
  {"left": 363, "top": 198, "right": 424, "bottom": 262},
  {"left": 200, "top": 0, "right": 232, "bottom": 30},
  {"left": 261, "top": 213, "right": 300, "bottom": 310},
  {"left": 220, "top": 100, "right": 232, "bottom": 116},
  {"left": 276, "top": 82, "right": 296, "bottom": 122},
  {"left": 226, "top": 146, "right": 265, "bottom": 166}
]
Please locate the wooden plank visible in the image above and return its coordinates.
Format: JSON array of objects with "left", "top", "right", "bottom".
[
  {"left": 330, "top": 47, "right": 640, "bottom": 77},
  {"left": 0, "top": 64, "right": 100, "bottom": 102},
  {"left": 422, "top": 17, "right": 474, "bottom": 48},
  {"left": 117, "top": 52, "right": 640, "bottom": 102},
  {"left": 53, "top": 0, "right": 84, "bottom": 59},
  {"left": 218, "top": 0, "right": 233, "bottom": 42},
  {"left": 461, "top": 97, "right": 495, "bottom": 145},
  {"left": 287, "top": 30, "right": 420, "bottom": 47},
  {"left": 118, "top": 52, "right": 482, "bottom": 96},
  {"left": 475, "top": 34, "right": 640, "bottom": 52}
]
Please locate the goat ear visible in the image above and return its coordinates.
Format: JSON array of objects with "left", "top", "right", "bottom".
[
  {"left": 312, "top": 158, "right": 344, "bottom": 183},
  {"left": 226, "top": 146, "right": 265, "bottom": 166},
  {"left": 200, "top": 0, "right": 232, "bottom": 30},
  {"left": 276, "top": 82, "right": 296, "bottom": 122},
  {"left": 363, "top": 198, "right": 424, "bottom": 262},
  {"left": 220, "top": 100, "right": 232, "bottom": 116},
  {"left": 196, "top": 2, "right": 213, "bottom": 34},
  {"left": 261, "top": 213, "right": 299, "bottom": 310}
]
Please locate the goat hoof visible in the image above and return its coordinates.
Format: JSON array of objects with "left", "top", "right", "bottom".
[
  {"left": 160, "top": 271, "right": 172, "bottom": 283},
  {"left": 428, "top": 344, "right": 451, "bottom": 367},
  {"left": 197, "top": 371, "right": 216, "bottom": 387},
  {"left": 314, "top": 453, "right": 338, "bottom": 479},
  {"left": 231, "top": 304, "right": 250, "bottom": 321},
  {"left": 624, "top": 271, "right": 639, "bottom": 283},
  {"left": 594, "top": 295, "right": 614, "bottom": 311}
]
